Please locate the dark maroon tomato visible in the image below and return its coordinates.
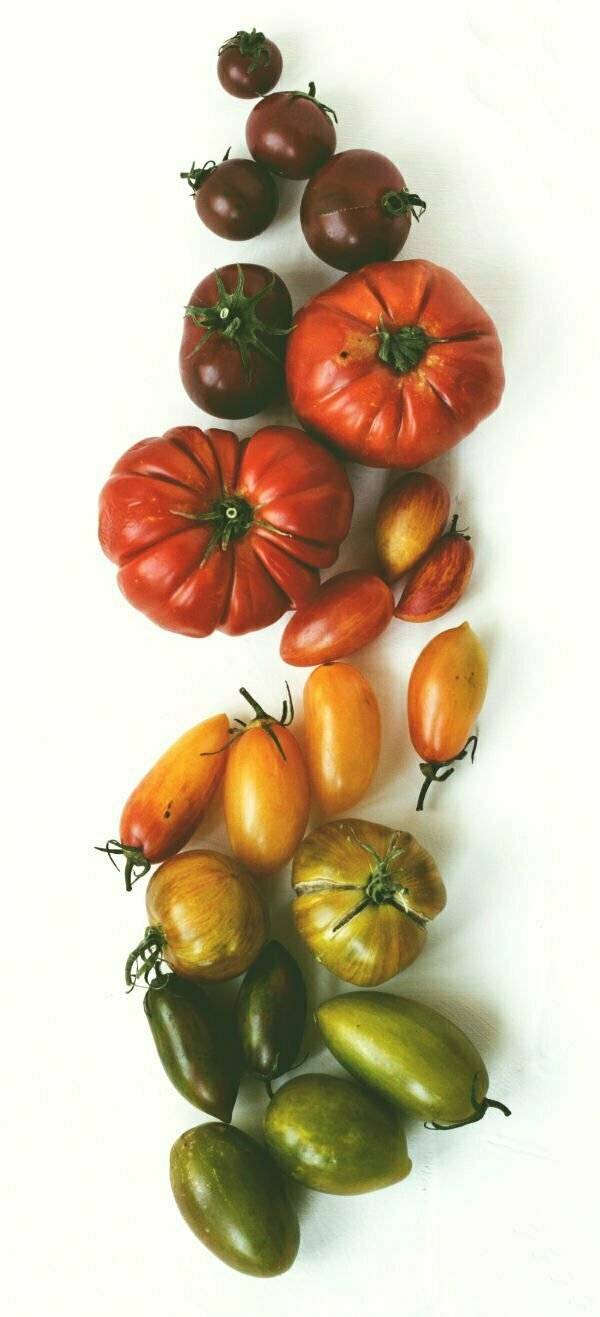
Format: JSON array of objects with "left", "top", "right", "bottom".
[
  {"left": 246, "top": 82, "right": 337, "bottom": 180},
  {"left": 301, "top": 149, "right": 426, "bottom": 272},
  {"left": 180, "top": 263, "right": 292, "bottom": 419},
  {"left": 180, "top": 153, "right": 278, "bottom": 241},
  {"left": 217, "top": 29, "right": 283, "bottom": 100}
]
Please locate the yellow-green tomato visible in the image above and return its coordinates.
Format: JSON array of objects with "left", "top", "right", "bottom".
[
  {"left": 303, "top": 662, "right": 381, "bottom": 816},
  {"left": 263, "top": 1073, "right": 412, "bottom": 1194},
  {"left": 316, "top": 992, "right": 511, "bottom": 1129},
  {"left": 170, "top": 1123, "right": 300, "bottom": 1276}
]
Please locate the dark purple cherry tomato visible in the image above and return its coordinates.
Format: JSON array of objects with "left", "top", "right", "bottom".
[
  {"left": 217, "top": 29, "right": 283, "bottom": 99},
  {"left": 180, "top": 151, "right": 279, "bottom": 241},
  {"left": 301, "top": 149, "right": 426, "bottom": 272},
  {"left": 180, "top": 263, "right": 292, "bottom": 419},
  {"left": 246, "top": 82, "right": 337, "bottom": 180}
]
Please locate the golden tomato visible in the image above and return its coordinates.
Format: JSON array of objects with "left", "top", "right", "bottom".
[
  {"left": 407, "top": 621, "right": 488, "bottom": 809},
  {"left": 303, "top": 663, "right": 381, "bottom": 816}
]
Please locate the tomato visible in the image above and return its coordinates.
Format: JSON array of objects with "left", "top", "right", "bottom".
[
  {"left": 376, "top": 472, "right": 450, "bottom": 581},
  {"left": 264, "top": 1074, "right": 411, "bottom": 1194},
  {"left": 180, "top": 264, "right": 292, "bottom": 418},
  {"left": 144, "top": 974, "right": 242, "bottom": 1121},
  {"left": 217, "top": 29, "right": 283, "bottom": 100},
  {"left": 317, "top": 992, "right": 511, "bottom": 1130},
  {"left": 280, "top": 571, "right": 394, "bottom": 666},
  {"left": 170, "top": 1124, "right": 299, "bottom": 1276},
  {"left": 235, "top": 940, "right": 306, "bottom": 1086},
  {"left": 246, "top": 82, "right": 337, "bottom": 179},
  {"left": 98, "top": 424, "right": 353, "bottom": 638},
  {"left": 223, "top": 687, "right": 310, "bottom": 875},
  {"left": 125, "top": 849, "right": 268, "bottom": 987},
  {"left": 292, "top": 818, "right": 446, "bottom": 986},
  {"left": 407, "top": 621, "right": 488, "bottom": 809},
  {"left": 395, "top": 516, "right": 474, "bottom": 622},
  {"left": 301, "top": 149, "right": 426, "bottom": 271},
  {"left": 286, "top": 259, "right": 505, "bottom": 468},
  {"left": 96, "top": 713, "right": 228, "bottom": 889},
  {"left": 303, "top": 662, "right": 381, "bottom": 815},
  {"left": 180, "top": 152, "right": 278, "bottom": 240}
]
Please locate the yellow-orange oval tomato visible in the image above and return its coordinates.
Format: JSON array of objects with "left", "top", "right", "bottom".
[
  {"left": 292, "top": 818, "right": 445, "bottom": 986},
  {"left": 126, "top": 849, "right": 268, "bottom": 987},
  {"left": 303, "top": 663, "right": 381, "bottom": 816},
  {"left": 376, "top": 473, "right": 450, "bottom": 582},
  {"left": 407, "top": 621, "right": 488, "bottom": 809},
  {"left": 223, "top": 689, "right": 310, "bottom": 876},
  {"left": 99, "top": 713, "right": 229, "bottom": 889}
]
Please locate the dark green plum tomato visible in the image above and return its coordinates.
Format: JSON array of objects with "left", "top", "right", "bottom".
[
  {"left": 235, "top": 940, "right": 306, "bottom": 1085},
  {"left": 144, "top": 974, "right": 241, "bottom": 1121},
  {"left": 316, "top": 992, "right": 511, "bottom": 1129},
  {"left": 170, "top": 1123, "right": 300, "bottom": 1276},
  {"left": 263, "top": 1072, "right": 412, "bottom": 1194}
]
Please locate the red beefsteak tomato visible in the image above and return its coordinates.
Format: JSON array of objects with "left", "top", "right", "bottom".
[
  {"left": 98, "top": 425, "right": 354, "bottom": 637},
  {"left": 286, "top": 260, "right": 504, "bottom": 468}
]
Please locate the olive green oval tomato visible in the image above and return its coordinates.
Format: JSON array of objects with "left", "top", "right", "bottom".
[
  {"left": 144, "top": 974, "right": 241, "bottom": 1121},
  {"left": 316, "top": 992, "right": 511, "bottom": 1129},
  {"left": 235, "top": 940, "right": 306, "bottom": 1084},
  {"left": 170, "top": 1123, "right": 299, "bottom": 1277},
  {"left": 263, "top": 1073, "right": 411, "bottom": 1194},
  {"left": 292, "top": 818, "right": 446, "bottom": 986}
]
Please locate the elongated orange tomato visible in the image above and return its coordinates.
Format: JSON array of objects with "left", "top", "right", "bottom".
[
  {"left": 125, "top": 849, "right": 269, "bottom": 987},
  {"left": 224, "top": 688, "right": 310, "bottom": 876},
  {"left": 407, "top": 622, "right": 488, "bottom": 810},
  {"left": 98, "top": 714, "right": 229, "bottom": 889},
  {"left": 304, "top": 663, "right": 381, "bottom": 816},
  {"left": 280, "top": 572, "right": 394, "bottom": 666}
]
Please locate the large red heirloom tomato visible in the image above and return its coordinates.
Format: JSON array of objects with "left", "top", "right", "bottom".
[
  {"left": 286, "top": 260, "right": 504, "bottom": 469},
  {"left": 98, "top": 425, "right": 354, "bottom": 637}
]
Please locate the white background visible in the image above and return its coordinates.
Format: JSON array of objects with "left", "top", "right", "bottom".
[{"left": 2, "top": 2, "right": 598, "bottom": 1313}]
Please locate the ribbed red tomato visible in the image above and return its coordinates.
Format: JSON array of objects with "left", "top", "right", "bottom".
[
  {"left": 286, "top": 260, "right": 504, "bottom": 468},
  {"left": 98, "top": 425, "right": 353, "bottom": 638}
]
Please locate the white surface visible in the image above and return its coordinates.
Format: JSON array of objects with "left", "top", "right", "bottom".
[{"left": 2, "top": 2, "right": 598, "bottom": 1313}]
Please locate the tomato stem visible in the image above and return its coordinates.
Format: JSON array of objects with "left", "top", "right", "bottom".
[
  {"left": 380, "top": 189, "right": 426, "bottom": 220},
  {"left": 180, "top": 148, "right": 231, "bottom": 194},
  {"left": 377, "top": 322, "right": 481, "bottom": 375},
  {"left": 125, "top": 926, "right": 166, "bottom": 992},
  {"left": 289, "top": 82, "right": 338, "bottom": 123},
  {"left": 95, "top": 839, "right": 152, "bottom": 892},
  {"left": 184, "top": 264, "right": 291, "bottom": 378},
  {"left": 201, "top": 684, "right": 294, "bottom": 761},
  {"left": 425, "top": 1077, "right": 511, "bottom": 1129},
  {"left": 218, "top": 29, "right": 271, "bottom": 72},
  {"left": 416, "top": 735, "right": 479, "bottom": 811}
]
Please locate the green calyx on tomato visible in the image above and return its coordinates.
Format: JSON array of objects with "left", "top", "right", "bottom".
[
  {"left": 94, "top": 839, "right": 151, "bottom": 891},
  {"left": 351, "top": 829, "right": 427, "bottom": 923},
  {"left": 203, "top": 684, "right": 295, "bottom": 764},
  {"left": 125, "top": 924, "right": 166, "bottom": 990},
  {"left": 377, "top": 322, "right": 481, "bottom": 375},
  {"left": 218, "top": 29, "right": 271, "bottom": 72},
  {"left": 184, "top": 265, "right": 290, "bottom": 375},
  {"left": 180, "top": 148, "right": 231, "bottom": 194},
  {"left": 380, "top": 189, "right": 427, "bottom": 220},
  {"left": 417, "top": 733, "right": 478, "bottom": 812},
  {"left": 290, "top": 82, "right": 338, "bottom": 123}
]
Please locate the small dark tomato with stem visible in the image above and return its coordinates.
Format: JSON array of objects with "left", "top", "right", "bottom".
[
  {"left": 300, "top": 148, "right": 426, "bottom": 272},
  {"left": 180, "top": 264, "right": 292, "bottom": 419},
  {"left": 180, "top": 150, "right": 278, "bottom": 241},
  {"left": 246, "top": 82, "right": 337, "bottom": 180},
  {"left": 217, "top": 29, "right": 283, "bottom": 100}
]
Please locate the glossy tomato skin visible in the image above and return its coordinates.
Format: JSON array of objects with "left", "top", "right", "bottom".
[
  {"left": 292, "top": 818, "right": 446, "bottom": 986},
  {"left": 396, "top": 530, "right": 474, "bottom": 622},
  {"left": 194, "top": 159, "right": 278, "bottom": 240},
  {"left": 170, "top": 1123, "right": 299, "bottom": 1276},
  {"left": 376, "top": 473, "right": 450, "bottom": 581},
  {"left": 286, "top": 259, "right": 505, "bottom": 468},
  {"left": 301, "top": 149, "right": 419, "bottom": 271},
  {"left": 144, "top": 974, "right": 242, "bottom": 1121},
  {"left": 408, "top": 621, "right": 488, "bottom": 762},
  {"left": 246, "top": 89, "right": 336, "bottom": 179},
  {"left": 146, "top": 850, "right": 268, "bottom": 982},
  {"left": 316, "top": 993, "right": 492, "bottom": 1126},
  {"left": 235, "top": 940, "right": 307, "bottom": 1081},
  {"left": 217, "top": 37, "right": 283, "bottom": 100},
  {"left": 303, "top": 662, "right": 381, "bottom": 815},
  {"left": 119, "top": 713, "right": 228, "bottom": 863},
  {"left": 264, "top": 1073, "right": 411, "bottom": 1194},
  {"left": 180, "top": 264, "right": 291, "bottom": 418},
  {"left": 224, "top": 724, "right": 310, "bottom": 875},
  {"left": 99, "top": 425, "right": 353, "bottom": 638},
  {"left": 280, "top": 571, "right": 394, "bottom": 666}
]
